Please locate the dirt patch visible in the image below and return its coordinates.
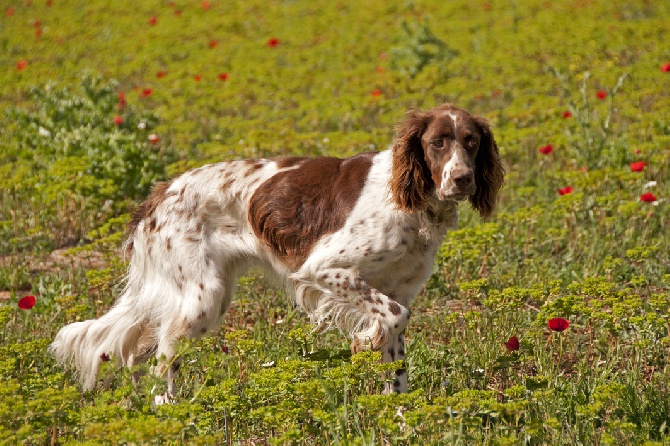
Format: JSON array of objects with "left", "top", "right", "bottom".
[{"left": 0, "top": 247, "right": 123, "bottom": 273}]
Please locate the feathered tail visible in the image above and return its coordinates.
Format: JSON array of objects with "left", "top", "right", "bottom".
[{"left": 50, "top": 291, "right": 149, "bottom": 390}]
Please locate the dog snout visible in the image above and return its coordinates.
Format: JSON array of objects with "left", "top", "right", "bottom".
[{"left": 452, "top": 169, "right": 474, "bottom": 190}]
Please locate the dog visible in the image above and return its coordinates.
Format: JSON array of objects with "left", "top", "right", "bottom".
[{"left": 51, "top": 103, "right": 504, "bottom": 400}]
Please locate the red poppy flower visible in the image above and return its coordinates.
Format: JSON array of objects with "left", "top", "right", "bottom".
[
  {"left": 141, "top": 88, "right": 153, "bottom": 98},
  {"left": 630, "top": 161, "right": 645, "bottom": 172},
  {"left": 6, "top": 7, "right": 14, "bottom": 16},
  {"left": 596, "top": 90, "right": 607, "bottom": 100},
  {"left": 539, "top": 144, "right": 553, "bottom": 155},
  {"left": 193, "top": 74, "right": 202, "bottom": 82},
  {"left": 113, "top": 115, "right": 123, "bottom": 125},
  {"left": 33, "top": 20, "right": 41, "bottom": 28},
  {"left": 156, "top": 71, "right": 167, "bottom": 78},
  {"left": 558, "top": 186, "right": 573, "bottom": 196},
  {"left": 504, "top": 335, "right": 519, "bottom": 352},
  {"left": 18, "top": 295, "right": 36, "bottom": 310},
  {"left": 17, "top": 60, "right": 27, "bottom": 71},
  {"left": 148, "top": 16, "right": 157, "bottom": 26},
  {"left": 208, "top": 40, "right": 218, "bottom": 48},
  {"left": 148, "top": 134, "right": 159, "bottom": 144},
  {"left": 267, "top": 38, "right": 280, "bottom": 47},
  {"left": 221, "top": 345, "right": 229, "bottom": 354},
  {"left": 563, "top": 110, "right": 572, "bottom": 118},
  {"left": 547, "top": 317, "right": 570, "bottom": 332},
  {"left": 218, "top": 72, "right": 229, "bottom": 81},
  {"left": 46, "top": 0, "right": 53, "bottom": 6},
  {"left": 117, "top": 92, "right": 127, "bottom": 108},
  {"left": 100, "top": 353, "right": 110, "bottom": 362},
  {"left": 174, "top": 10, "right": 182, "bottom": 16},
  {"left": 371, "top": 89, "right": 382, "bottom": 97},
  {"left": 640, "top": 192, "right": 657, "bottom": 202},
  {"left": 201, "top": 0, "right": 211, "bottom": 9},
  {"left": 661, "top": 63, "right": 670, "bottom": 73}
]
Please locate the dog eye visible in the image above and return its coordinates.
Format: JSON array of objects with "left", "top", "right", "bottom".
[
  {"left": 431, "top": 139, "right": 444, "bottom": 148},
  {"left": 467, "top": 138, "right": 479, "bottom": 148}
]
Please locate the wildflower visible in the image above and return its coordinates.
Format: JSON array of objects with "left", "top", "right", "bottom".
[
  {"left": 504, "top": 336, "right": 519, "bottom": 352},
  {"left": 141, "top": 88, "right": 153, "bottom": 98},
  {"left": 661, "top": 63, "right": 670, "bottom": 73},
  {"left": 38, "top": 127, "right": 51, "bottom": 137},
  {"left": 375, "top": 66, "right": 384, "bottom": 74},
  {"left": 644, "top": 181, "right": 657, "bottom": 189},
  {"left": 138, "top": 122, "right": 147, "bottom": 129},
  {"left": 148, "top": 16, "right": 157, "bottom": 26},
  {"left": 113, "top": 115, "right": 123, "bottom": 125},
  {"left": 563, "top": 110, "right": 572, "bottom": 118},
  {"left": 201, "top": 0, "right": 211, "bottom": 9},
  {"left": 6, "top": 7, "right": 14, "bottom": 16},
  {"left": 148, "top": 134, "right": 159, "bottom": 144},
  {"left": 18, "top": 295, "right": 36, "bottom": 310},
  {"left": 193, "top": 74, "right": 202, "bottom": 82},
  {"left": 35, "top": 28, "right": 42, "bottom": 39},
  {"left": 100, "top": 353, "right": 111, "bottom": 362},
  {"left": 208, "top": 40, "right": 218, "bottom": 49},
  {"left": 371, "top": 89, "right": 382, "bottom": 97},
  {"left": 596, "top": 90, "right": 607, "bottom": 100},
  {"left": 17, "top": 60, "right": 27, "bottom": 70},
  {"left": 33, "top": 20, "right": 41, "bottom": 28},
  {"left": 174, "top": 9, "right": 182, "bottom": 16},
  {"left": 548, "top": 317, "right": 570, "bottom": 332},
  {"left": 539, "top": 144, "right": 553, "bottom": 155},
  {"left": 221, "top": 345, "right": 229, "bottom": 354},
  {"left": 156, "top": 71, "right": 167, "bottom": 78},
  {"left": 118, "top": 92, "right": 127, "bottom": 108},
  {"left": 558, "top": 186, "right": 573, "bottom": 196},
  {"left": 640, "top": 192, "right": 657, "bottom": 202},
  {"left": 267, "top": 38, "right": 280, "bottom": 47},
  {"left": 218, "top": 72, "right": 229, "bottom": 81},
  {"left": 629, "top": 161, "right": 645, "bottom": 172}
]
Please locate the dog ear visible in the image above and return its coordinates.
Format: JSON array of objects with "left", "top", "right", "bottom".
[
  {"left": 469, "top": 116, "right": 505, "bottom": 218},
  {"left": 390, "top": 109, "right": 433, "bottom": 212}
]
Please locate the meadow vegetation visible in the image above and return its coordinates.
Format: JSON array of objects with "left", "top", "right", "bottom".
[{"left": 1, "top": 0, "right": 669, "bottom": 444}]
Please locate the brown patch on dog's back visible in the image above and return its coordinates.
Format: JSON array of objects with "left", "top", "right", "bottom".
[
  {"left": 275, "top": 157, "right": 307, "bottom": 169},
  {"left": 249, "top": 153, "right": 374, "bottom": 269},
  {"left": 126, "top": 181, "right": 173, "bottom": 252}
]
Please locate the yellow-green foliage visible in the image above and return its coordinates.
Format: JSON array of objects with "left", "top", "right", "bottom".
[{"left": 0, "top": 0, "right": 669, "bottom": 444}]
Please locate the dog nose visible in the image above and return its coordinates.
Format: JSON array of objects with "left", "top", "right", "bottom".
[{"left": 453, "top": 170, "right": 474, "bottom": 188}]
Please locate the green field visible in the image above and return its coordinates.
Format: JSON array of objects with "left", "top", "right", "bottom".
[{"left": 1, "top": 0, "right": 669, "bottom": 444}]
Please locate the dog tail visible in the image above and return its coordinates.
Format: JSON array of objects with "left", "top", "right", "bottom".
[{"left": 50, "top": 290, "right": 148, "bottom": 390}]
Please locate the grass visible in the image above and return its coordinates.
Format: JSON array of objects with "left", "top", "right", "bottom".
[{"left": 1, "top": 0, "right": 669, "bottom": 444}]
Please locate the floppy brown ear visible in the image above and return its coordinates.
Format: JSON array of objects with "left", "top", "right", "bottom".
[
  {"left": 390, "top": 110, "right": 433, "bottom": 212},
  {"left": 469, "top": 116, "right": 505, "bottom": 218}
]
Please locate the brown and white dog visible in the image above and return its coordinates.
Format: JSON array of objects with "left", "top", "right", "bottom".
[{"left": 51, "top": 103, "right": 504, "bottom": 400}]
